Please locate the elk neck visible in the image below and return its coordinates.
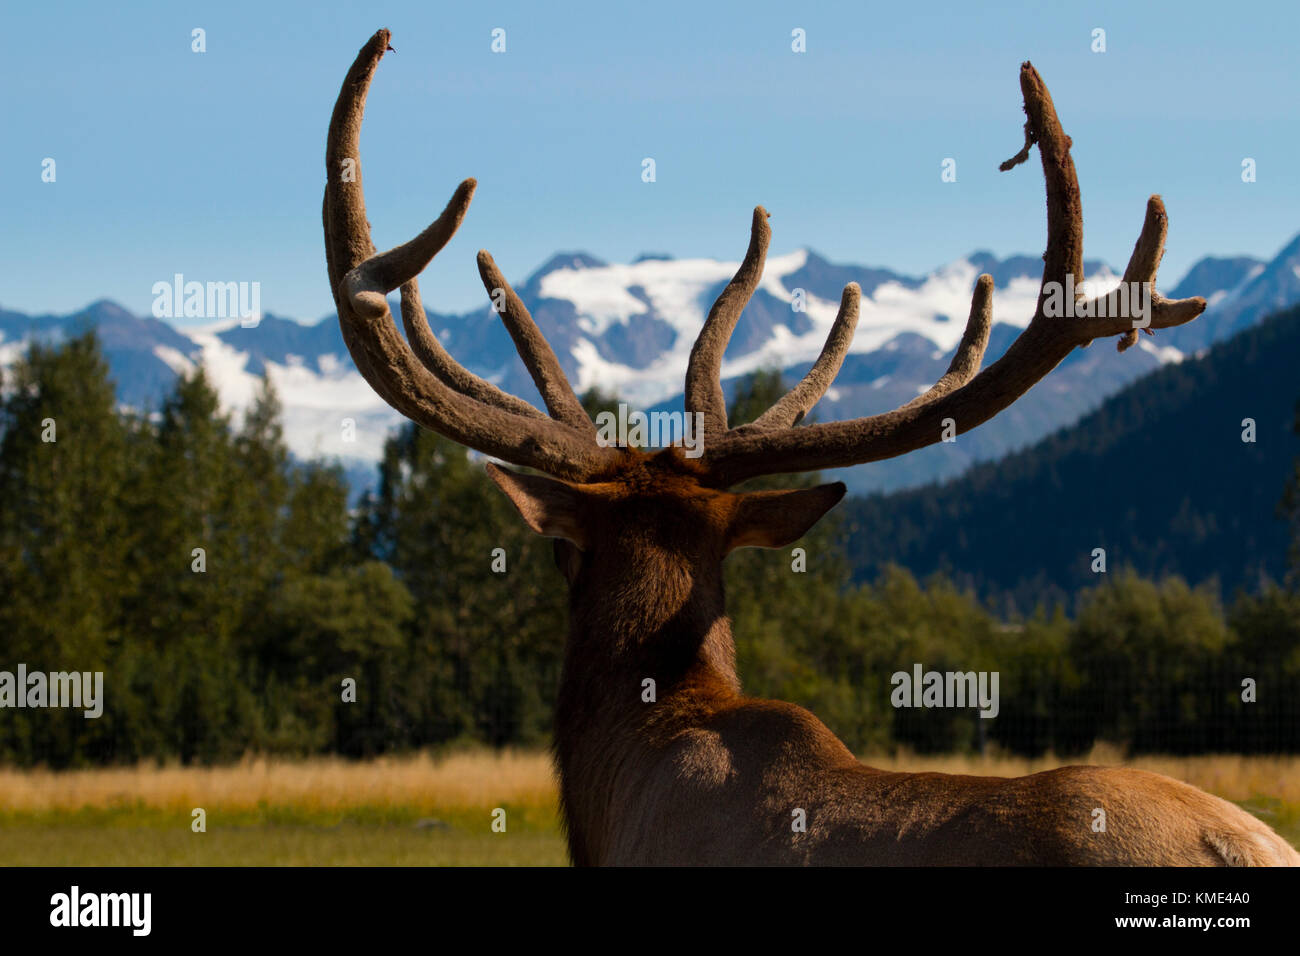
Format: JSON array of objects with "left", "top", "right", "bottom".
[{"left": 551, "top": 540, "right": 740, "bottom": 862}]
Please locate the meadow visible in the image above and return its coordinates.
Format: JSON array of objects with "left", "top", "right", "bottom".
[{"left": 1, "top": 747, "right": 1297, "bottom": 865}]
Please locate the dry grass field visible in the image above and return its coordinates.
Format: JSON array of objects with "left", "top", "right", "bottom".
[{"left": 1, "top": 746, "right": 1296, "bottom": 865}]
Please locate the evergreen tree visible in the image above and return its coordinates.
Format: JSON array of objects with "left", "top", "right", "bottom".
[
  {"left": 0, "top": 334, "right": 130, "bottom": 764},
  {"left": 354, "top": 423, "right": 565, "bottom": 749},
  {"left": 1066, "top": 570, "right": 1229, "bottom": 754},
  {"left": 1226, "top": 586, "right": 1300, "bottom": 752}
]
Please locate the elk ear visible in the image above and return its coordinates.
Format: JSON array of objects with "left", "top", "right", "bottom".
[
  {"left": 726, "top": 482, "right": 846, "bottom": 552},
  {"left": 486, "top": 463, "right": 587, "bottom": 548}
]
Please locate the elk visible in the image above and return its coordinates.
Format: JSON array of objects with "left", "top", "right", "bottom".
[{"left": 324, "top": 30, "right": 1299, "bottom": 866}]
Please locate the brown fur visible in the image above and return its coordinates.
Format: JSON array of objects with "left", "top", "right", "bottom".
[{"left": 490, "top": 450, "right": 1300, "bottom": 867}]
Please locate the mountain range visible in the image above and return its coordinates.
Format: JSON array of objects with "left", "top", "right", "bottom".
[{"left": 3, "top": 232, "right": 1298, "bottom": 495}]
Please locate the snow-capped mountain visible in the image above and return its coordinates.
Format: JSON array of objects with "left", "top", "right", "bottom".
[{"left": 1, "top": 236, "right": 1294, "bottom": 496}]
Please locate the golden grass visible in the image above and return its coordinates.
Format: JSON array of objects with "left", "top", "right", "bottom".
[
  {"left": 0, "top": 749, "right": 557, "bottom": 816},
  {"left": 0, "top": 749, "right": 568, "bottom": 864},
  {"left": 1, "top": 745, "right": 1295, "bottom": 814},
  {"left": 1, "top": 747, "right": 1295, "bottom": 864}
]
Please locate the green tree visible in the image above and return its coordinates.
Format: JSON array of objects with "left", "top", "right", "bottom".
[
  {"left": 1282, "top": 399, "right": 1300, "bottom": 584},
  {"left": 1066, "top": 570, "right": 1229, "bottom": 754},
  {"left": 1226, "top": 586, "right": 1300, "bottom": 752},
  {"left": 355, "top": 423, "right": 565, "bottom": 749},
  {"left": 117, "top": 366, "right": 260, "bottom": 762},
  {"left": 0, "top": 333, "right": 131, "bottom": 764}
]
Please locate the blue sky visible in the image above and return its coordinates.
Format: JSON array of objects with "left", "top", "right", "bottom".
[{"left": 3, "top": 0, "right": 1297, "bottom": 323}]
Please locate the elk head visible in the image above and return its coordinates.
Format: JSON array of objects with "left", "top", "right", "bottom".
[{"left": 323, "top": 28, "right": 1204, "bottom": 663}]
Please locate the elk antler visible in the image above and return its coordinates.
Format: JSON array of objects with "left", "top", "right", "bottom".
[
  {"left": 693, "top": 62, "right": 1206, "bottom": 488},
  {"left": 324, "top": 30, "right": 617, "bottom": 482},
  {"left": 327, "top": 36, "right": 1204, "bottom": 493},
  {"left": 685, "top": 206, "right": 773, "bottom": 440}
]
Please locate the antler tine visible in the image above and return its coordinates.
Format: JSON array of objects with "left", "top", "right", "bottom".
[
  {"left": 749, "top": 283, "right": 861, "bottom": 430},
  {"left": 476, "top": 251, "right": 596, "bottom": 433},
  {"left": 1019, "top": 63, "right": 1085, "bottom": 320},
  {"left": 685, "top": 206, "right": 771, "bottom": 437},
  {"left": 323, "top": 30, "right": 390, "bottom": 289},
  {"left": 899, "top": 273, "right": 994, "bottom": 411},
  {"left": 699, "top": 61, "right": 1206, "bottom": 488},
  {"left": 398, "top": 278, "right": 549, "bottom": 420},
  {"left": 341, "top": 178, "right": 476, "bottom": 321},
  {"left": 324, "top": 29, "right": 617, "bottom": 481},
  {"left": 1079, "top": 196, "right": 1207, "bottom": 351}
]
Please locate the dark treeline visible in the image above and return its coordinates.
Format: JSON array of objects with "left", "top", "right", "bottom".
[{"left": 0, "top": 337, "right": 1298, "bottom": 767}]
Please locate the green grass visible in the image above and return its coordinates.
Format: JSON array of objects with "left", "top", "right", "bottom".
[
  {"left": 2, "top": 825, "right": 566, "bottom": 866},
  {"left": 0, "top": 809, "right": 568, "bottom": 866}
]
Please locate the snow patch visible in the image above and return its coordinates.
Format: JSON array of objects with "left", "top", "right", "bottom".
[
  {"left": 153, "top": 345, "right": 197, "bottom": 377},
  {"left": 182, "top": 330, "right": 401, "bottom": 464},
  {"left": 1137, "top": 338, "right": 1185, "bottom": 364},
  {"left": 556, "top": 255, "right": 1123, "bottom": 408}
]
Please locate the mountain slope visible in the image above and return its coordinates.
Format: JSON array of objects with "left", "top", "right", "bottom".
[
  {"left": 1162, "top": 237, "right": 1300, "bottom": 352},
  {"left": 839, "top": 304, "right": 1300, "bottom": 608},
  {"left": 0, "top": 300, "right": 202, "bottom": 408},
  {"left": 1, "top": 234, "right": 1294, "bottom": 496}
]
